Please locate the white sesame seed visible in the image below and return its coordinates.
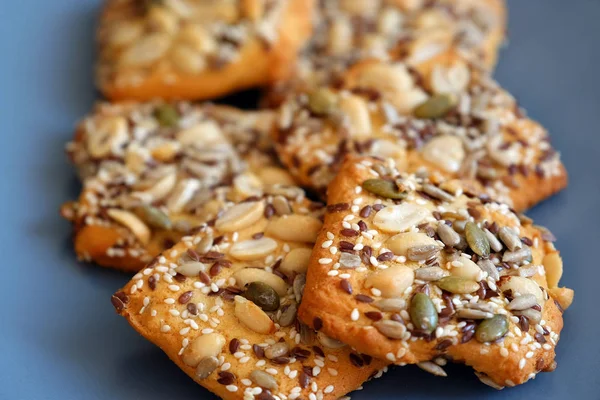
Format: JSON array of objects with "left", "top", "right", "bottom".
[
  {"left": 239, "top": 357, "right": 250, "bottom": 364},
  {"left": 312, "top": 366, "right": 321, "bottom": 376},
  {"left": 318, "top": 258, "right": 333, "bottom": 264},
  {"left": 226, "top": 385, "right": 238, "bottom": 392},
  {"left": 327, "top": 232, "right": 334, "bottom": 240},
  {"left": 324, "top": 385, "right": 334, "bottom": 394},
  {"left": 164, "top": 298, "right": 175, "bottom": 305},
  {"left": 321, "top": 240, "right": 333, "bottom": 248},
  {"left": 386, "top": 353, "right": 397, "bottom": 362},
  {"left": 351, "top": 308, "right": 359, "bottom": 321},
  {"left": 160, "top": 325, "right": 171, "bottom": 333},
  {"left": 327, "top": 270, "right": 339, "bottom": 277},
  {"left": 519, "top": 358, "right": 526, "bottom": 369},
  {"left": 289, "top": 370, "right": 298, "bottom": 379},
  {"left": 266, "top": 368, "right": 278, "bottom": 375},
  {"left": 328, "top": 368, "right": 338, "bottom": 376},
  {"left": 179, "top": 327, "right": 190, "bottom": 335},
  {"left": 526, "top": 351, "right": 534, "bottom": 359},
  {"left": 500, "top": 348, "right": 509, "bottom": 357},
  {"left": 221, "top": 363, "right": 231, "bottom": 371}
]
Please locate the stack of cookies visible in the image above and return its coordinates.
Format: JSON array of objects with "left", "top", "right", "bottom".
[{"left": 62, "top": 1, "right": 574, "bottom": 398}]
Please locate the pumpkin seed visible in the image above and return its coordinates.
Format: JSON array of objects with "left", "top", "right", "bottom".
[
  {"left": 265, "top": 342, "right": 289, "bottom": 359},
  {"left": 243, "top": 282, "right": 280, "bottom": 312},
  {"left": 475, "top": 314, "right": 508, "bottom": 343},
  {"left": 502, "top": 246, "right": 532, "bottom": 263},
  {"left": 250, "top": 370, "right": 278, "bottom": 390},
  {"left": 435, "top": 276, "right": 479, "bottom": 294},
  {"left": 154, "top": 104, "right": 180, "bottom": 127},
  {"left": 195, "top": 356, "right": 219, "bottom": 379},
  {"left": 373, "top": 319, "right": 407, "bottom": 339},
  {"left": 307, "top": 88, "right": 338, "bottom": 115},
  {"left": 409, "top": 293, "right": 438, "bottom": 334},
  {"left": 135, "top": 205, "right": 172, "bottom": 230},
  {"left": 413, "top": 94, "right": 457, "bottom": 119},
  {"left": 507, "top": 294, "right": 538, "bottom": 311},
  {"left": 437, "top": 223, "right": 460, "bottom": 247},
  {"left": 483, "top": 228, "right": 503, "bottom": 252},
  {"left": 373, "top": 298, "right": 406, "bottom": 312},
  {"left": 362, "top": 179, "right": 407, "bottom": 200},
  {"left": 415, "top": 266, "right": 446, "bottom": 281},
  {"left": 498, "top": 227, "right": 522, "bottom": 252},
  {"left": 465, "top": 222, "right": 490, "bottom": 257},
  {"left": 278, "top": 301, "right": 297, "bottom": 327},
  {"left": 477, "top": 258, "right": 499, "bottom": 281}
]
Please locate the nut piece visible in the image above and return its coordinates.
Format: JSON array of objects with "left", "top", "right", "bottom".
[
  {"left": 233, "top": 268, "right": 288, "bottom": 296},
  {"left": 549, "top": 287, "right": 574, "bottom": 310},
  {"left": 372, "top": 203, "right": 431, "bottom": 233},
  {"left": 364, "top": 265, "right": 415, "bottom": 298},
  {"left": 230, "top": 237, "right": 278, "bottom": 261},
  {"left": 543, "top": 253, "right": 563, "bottom": 288},
  {"left": 339, "top": 95, "right": 372, "bottom": 138},
  {"left": 87, "top": 116, "right": 129, "bottom": 158},
  {"left": 234, "top": 296, "right": 275, "bottom": 334},
  {"left": 386, "top": 232, "right": 441, "bottom": 258},
  {"left": 106, "top": 209, "right": 151, "bottom": 245},
  {"left": 280, "top": 248, "right": 312, "bottom": 276},
  {"left": 176, "top": 261, "right": 207, "bottom": 277},
  {"left": 373, "top": 298, "right": 406, "bottom": 312},
  {"left": 307, "top": 88, "right": 338, "bottom": 115},
  {"left": 265, "top": 215, "right": 322, "bottom": 243},
  {"left": 413, "top": 94, "right": 457, "bottom": 119},
  {"left": 182, "top": 333, "right": 226, "bottom": 367},
  {"left": 498, "top": 276, "right": 545, "bottom": 308},
  {"left": 215, "top": 201, "right": 265, "bottom": 232},
  {"left": 421, "top": 135, "right": 465, "bottom": 173},
  {"left": 448, "top": 255, "right": 482, "bottom": 280}
]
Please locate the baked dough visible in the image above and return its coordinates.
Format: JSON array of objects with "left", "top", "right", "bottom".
[
  {"left": 298, "top": 155, "right": 573, "bottom": 388},
  {"left": 112, "top": 193, "right": 387, "bottom": 399},
  {"left": 272, "top": 50, "right": 567, "bottom": 212},
  {"left": 263, "top": 0, "right": 506, "bottom": 107},
  {"left": 96, "top": 0, "right": 314, "bottom": 101},
  {"left": 62, "top": 101, "right": 295, "bottom": 272}
]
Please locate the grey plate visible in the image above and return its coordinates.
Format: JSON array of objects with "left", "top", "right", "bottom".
[{"left": 0, "top": 0, "right": 597, "bottom": 399}]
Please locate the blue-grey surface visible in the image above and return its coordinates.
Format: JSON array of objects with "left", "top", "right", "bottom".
[{"left": 0, "top": 1, "right": 598, "bottom": 399}]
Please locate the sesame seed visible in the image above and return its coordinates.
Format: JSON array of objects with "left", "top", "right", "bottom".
[
  {"left": 519, "top": 358, "right": 526, "bottom": 369},
  {"left": 319, "top": 258, "right": 333, "bottom": 264},
  {"left": 351, "top": 308, "right": 359, "bottom": 321},
  {"left": 225, "top": 385, "right": 237, "bottom": 392}
]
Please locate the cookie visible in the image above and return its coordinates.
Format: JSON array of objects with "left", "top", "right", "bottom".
[
  {"left": 112, "top": 194, "right": 387, "bottom": 400},
  {"left": 298, "top": 155, "right": 573, "bottom": 388},
  {"left": 263, "top": 0, "right": 506, "bottom": 107},
  {"left": 62, "top": 101, "right": 296, "bottom": 272},
  {"left": 96, "top": 0, "right": 313, "bottom": 101},
  {"left": 273, "top": 50, "right": 567, "bottom": 212}
]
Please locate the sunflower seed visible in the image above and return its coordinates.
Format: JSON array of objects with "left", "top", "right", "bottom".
[
  {"left": 477, "top": 258, "right": 499, "bottom": 281},
  {"left": 483, "top": 228, "right": 503, "bottom": 252},
  {"left": 415, "top": 266, "right": 447, "bottom": 281},
  {"left": 422, "top": 184, "right": 454, "bottom": 202},
  {"left": 278, "top": 301, "right": 297, "bottom": 327},
  {"left": 512, "top": 308, "right": 542, "bottom": 324},
  {"left": 195, "top": 356, "right": 219, "bottom": 379},
  {"left": 250, "top": 370, "right": 278, "bottom": 390},
  {"left": 498, "top": 227, "right": 522, "bottom": 251},
  {"left": 407, "top": 244, "right": 441, "bottom": 261},
  {"left": 339, "top": 252, "right": 362, "bottom": 269},
  {"left": 373, "top": 320, "right": 407, "bottom": 339},
  {"left": 293, "top": 274, "right": 306, "bottom": 302},
  {"left": 437, "top": 223, "right": 461, "bottom": 247},
  {"left": 417, "top": 361, "right": 447, "bottom": 377},
  {"left": 456, "top": 309, "right": 494, "bottom": 319},
  {"left": 507, "top": 294, "right": 538, "bottom": 311},
  {"left": 265, "top": 343, "right": 289, "bottom": 359},
  {"left": 272, "top": 195, "right": 292, "bottom": 215},
  {"left": 373, "top": 298, "right": 406, "bottom": 312},
  {"left": 502, "top": 246, "right": 532, "bottom": 263}
]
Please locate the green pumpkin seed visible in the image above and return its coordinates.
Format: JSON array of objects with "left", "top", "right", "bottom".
[
  {"left": 154, "top": 104, "right": 180, "bottom": 127},
  {"left": 135, "top": 205, "right": 172, "bottom": 230},
  {"left": 475, "top": 314, "right": 508, "bottom": 343},
  {"left": 413, "top": 94, "right": 457, "bottom": 119},
  {"left": 436, "top": 276, "right": 480, "bottom": 294},
  {"left": 243, "top": 282, "right": 280, "bottom": 311},
  {"left": 362, "top": 179, "right": 407, "bottom": 200},
  {"left": 409, "top": 293, "right": 438, "bottom": 334},
  {"left": 465, "top": 222, "right": 490, "bottom": 257},
  {"left": 307, "top": 88, "right": 338, "bottom": 115}
]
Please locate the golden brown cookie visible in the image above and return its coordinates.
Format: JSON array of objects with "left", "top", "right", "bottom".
[
  {"left": 298, "top": 155, "right": 573, "bottom": 388},
  {"left": 263, "top": 0, "right": 506, "bottom": 107},
  {"left": 96, "top": 0, "right": 314, "bottom": 101},
  {"left": 112, "top": 194, "right": 387, "bottom": 400},
  {"left": 62, "top": 101, "right": 296, "bottom": 272},
  {"left": 273, "top": 50, "right": 567, "bottom": 212}
]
